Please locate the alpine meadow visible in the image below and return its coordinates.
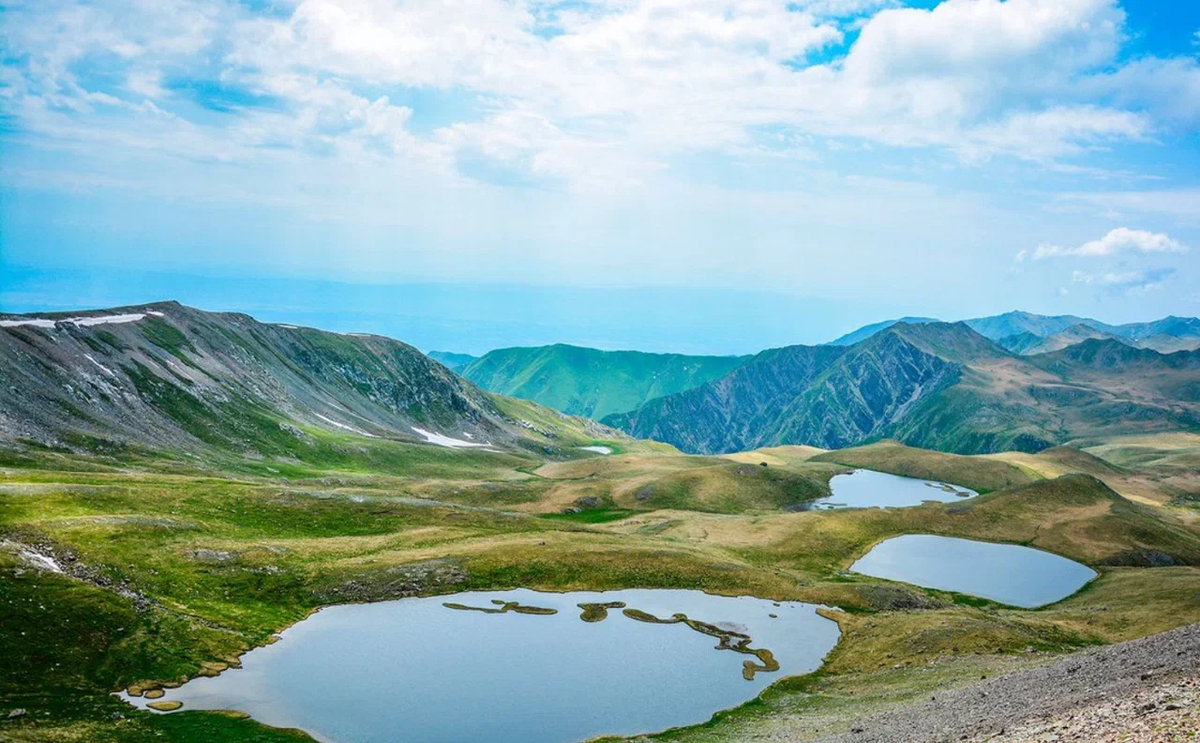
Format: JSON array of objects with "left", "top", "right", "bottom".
[{"left": 3, "top": 1, "right": 1200, "bottom": 742}]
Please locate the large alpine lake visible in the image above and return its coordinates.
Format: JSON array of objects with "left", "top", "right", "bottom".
[
  {"left": 851, "top": 534, "right": 1098, "bottom": 608},
  {"left": 122, "top": 588, "right": 841, "bottom": 743}
]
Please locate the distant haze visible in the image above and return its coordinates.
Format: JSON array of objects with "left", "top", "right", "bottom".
[{"left": 3, "top": 267, "right": 1195, "bottom": 356}]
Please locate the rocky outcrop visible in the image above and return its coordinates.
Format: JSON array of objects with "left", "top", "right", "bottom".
[{"left": 607, "top": 328, "right": 958, "bottom": 454}]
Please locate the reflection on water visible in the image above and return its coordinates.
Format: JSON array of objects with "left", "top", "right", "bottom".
[
  {"left": 120, "top": 588, "right": 841, "bottom": 743},
  {"left": 811, "top": 469, "right": 978, "bottom": 509}
]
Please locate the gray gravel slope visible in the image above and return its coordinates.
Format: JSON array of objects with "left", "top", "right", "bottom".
[{"left": 808, "top": 622, "right": 1200, "bottom": 743}]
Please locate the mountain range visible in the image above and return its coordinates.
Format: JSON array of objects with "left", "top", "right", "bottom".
[
  {"left": 608, "top": 322, "right": 1200, "bottom": 454},
  {"left": 831, "top": 311, "right": 1200, "bottom": 351},
  {"left": 0, "top": 302, "right": 611, "bottom": 465},
  {"left": 426, "top": 351, "right": 477, "bottom": 371},
  {"left": 456, "top": 344, "right": 748, "bottom": 421},
  {"left": 441, "top": 310, "right": 1200, "bottom": 450},
  {"left": 2, "top": 303, "right": 1197, "bottom": 462}
]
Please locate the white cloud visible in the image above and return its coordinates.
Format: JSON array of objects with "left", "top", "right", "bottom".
[
  {"left": 4, "top": 0, "right": 1198, "bottom": 191},
  {"left": 1071, "top": 267, "right": 1176, "bottom": 295},
  {"left": 1098, "top": 56, "right": 1200, "bottom": 126},
  {"left": 1035, "top": 227, "right": 1188, "bottom": 259}
]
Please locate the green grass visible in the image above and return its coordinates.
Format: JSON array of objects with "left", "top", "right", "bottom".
[
  {"left": 540, "top": 508, "right": 640, "bottom": 523},
  {"left": 2, "top": 437, "right": 1199, "bottom": 743},
  {"left": 463, "top": 344, "right": 748, "bottom": 421}
]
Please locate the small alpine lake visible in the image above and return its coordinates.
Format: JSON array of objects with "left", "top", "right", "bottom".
[
  {"left": 851, "top": 534, "right": 1098, "bottom": 608},
  {"left": 120, "top": 588, "right": 841, "bottom": 743},
  {"left": 812, "top": 469, "right": 978, "bottom": 510}
]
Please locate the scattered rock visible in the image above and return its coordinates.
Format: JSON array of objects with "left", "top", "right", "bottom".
[
  {"left": 1100, "top": 549, "right": 1179, "bottom": 568},
  {"left": 187, "top": 548, "right": 233, "bottom": 563},
  {"left": 143, "top": 689, "right": 164, "bottom": 699},
  {"left": 8, "top": 708, "right": 26, "bottom": 719},
  {"left": 313, "top": 558, "right": 468, "bottom": 603},
  {"left": 857, "top": 584, "right": 945, "bottom": 611},
  {"left": 808, "top": 622, "right": 1200, "bottom": 743},
  {"left": 147, "top": 701, "right": 183, "bottom": 712}
]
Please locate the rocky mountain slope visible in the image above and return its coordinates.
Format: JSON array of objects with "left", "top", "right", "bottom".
[
  {"left": 0, "top": 302, "right": 612, "bottom": 461},
  {"left": 607, "top": 323, "right": 1200, "bottom": 455},
  {"left": 459, "top": 344, "right": 748, "bottom": 421},
  {"left": 826, "top": 316, "right": 937, "bottom": 346},
  {"left": 835, "top": 311, "right": 1200, "bottom": 350},
  {"left": 998, "top": 323, "right": 1125, "bottom": 355}
]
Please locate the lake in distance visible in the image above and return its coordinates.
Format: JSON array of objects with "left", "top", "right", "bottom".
[
  {"left": 812, "top": 469, "right": 978, "bottom": 509},
  {"left": 850, "top": 534, "right": 1097, "bottom": 608}
]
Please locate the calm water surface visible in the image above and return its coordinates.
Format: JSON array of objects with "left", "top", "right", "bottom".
[
  {"left": 851, "top": 534, "right": 1097, "bottom": 608},
  {"left": 121, "top": 588, "right": 840, "bottom": 743},
  {"left": 812, "top": 469, "right": 977, "bottom": 509}
]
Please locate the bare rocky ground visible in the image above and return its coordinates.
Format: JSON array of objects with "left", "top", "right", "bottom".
[
  {"left": 986, "top": 676, "right": 1197, "bottom": 742},
  {"left": 806, "top": 622, "right": 1200, "bottom": 743}
]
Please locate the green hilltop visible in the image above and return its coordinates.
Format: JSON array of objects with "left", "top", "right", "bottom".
[{"left": 459, "top": 343, "right": 749, "bottom": 421}]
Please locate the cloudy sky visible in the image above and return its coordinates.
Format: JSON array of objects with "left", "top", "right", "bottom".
[{"left": 2, "top": 0, "right": 1199, "bottom": 352}]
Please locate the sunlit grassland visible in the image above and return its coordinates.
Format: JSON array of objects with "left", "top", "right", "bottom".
[{"left": 2, "top": 436, "right": 1199, "bottom": 742}]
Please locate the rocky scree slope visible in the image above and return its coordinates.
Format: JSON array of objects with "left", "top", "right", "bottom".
[{"left": 0, "top": 302, "right": 606, "bottom": 458}]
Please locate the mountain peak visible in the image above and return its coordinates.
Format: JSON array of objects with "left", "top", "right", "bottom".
[
  {"left": 826, "top": 316, "right": 939, "bottom": 346},
  {"left": 881, "top": 320, "right": 1011, "bottom": 363}
]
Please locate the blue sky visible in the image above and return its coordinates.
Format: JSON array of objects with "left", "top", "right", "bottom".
[{"left": 2, "top": 0, "right": 1200, "bottom": 353}]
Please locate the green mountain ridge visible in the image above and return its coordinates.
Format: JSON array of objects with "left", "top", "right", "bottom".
[
  {"left": 607, "top": 323, "right": 1200, "bottom": 455},
  {"left": 459, "top": 343, "right": 749, "bottom": 421},
  {"left": 426, "top": 351, "right": 478, "bottom": 371},
  {"left": 826, "top": 316, "right": 938, "bottom": 346}
]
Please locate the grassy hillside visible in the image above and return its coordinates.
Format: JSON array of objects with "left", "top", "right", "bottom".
[
  {"left": 460, "top": 344, "right": 748, "bottom": 420},
  {"left": 3, "top": 437, "right": 1198, "bottom": 743},
  {"left": 810, "top": 441, "right": 1036, "bottom": 493}
]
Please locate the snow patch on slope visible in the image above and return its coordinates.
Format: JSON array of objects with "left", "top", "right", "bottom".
[
  {"left": 411, "top": 427, "right": 492, "bottom": 449},
  {"left": 0, "top": 310, "right": 165, "bottom": 329},
  {"left": 83, "top": 354, "right": 117, "bottom": 377},
  {"left": 314, "top": 413, "right": 376, "bottom": 437}
]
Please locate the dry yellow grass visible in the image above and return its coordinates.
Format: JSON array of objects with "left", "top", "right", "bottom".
[{"left": 722, "top": 445, "right": 827, "bottom": 466}]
